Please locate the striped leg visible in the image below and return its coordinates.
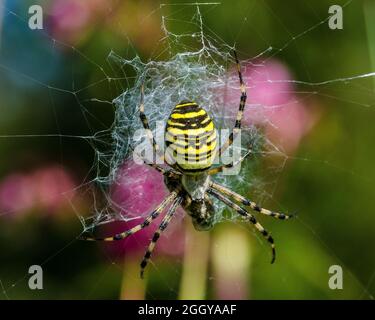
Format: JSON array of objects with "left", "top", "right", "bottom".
[
  {"left": 207, "top": 188, "right": 276, "bottom": 263},
  {"left": 144, "top": 163, "right": 167, "bottom": 174},
  {"left": 217, "top": 50, "right": 247, "bottom": 159},
  {"left": 133, "top": 149, "right": 182, "bottom": 175},
  {"left": 80, "top": 192, "right": 177, "bottom": 241},
  {"left": 139, "top": 84, "right": 165, "bottom": 164},
  {"left": 143, "top": 161, "right": 181, "bottom": 176},
  {"left": 208, "top": 147, "right": 251, "bottom": 175},
  {"left": 210, "top": 182, "right": 293, "bottom": 220},
  {"left": 140, "top": 196, "right": 183, "bottom": 278}
]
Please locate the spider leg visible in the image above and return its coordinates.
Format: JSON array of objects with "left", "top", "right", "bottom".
[
  {"left": 143, "top": 163, "right": 168, "bottom": 174},
  {"left": 207, "top": 188, "right": 276, "bottom": 263},
  {"left": 216, "top": 50, "right": 247, "bottom": 159},
  {"left": 208, "top": 146, "right": 251, "bottom": 175},
  {"left": 140, "top": 195, "right": 183, "bottom": 278},
  {"left": 139, "top": 84, "right": 165, "bottom": 165},
  {"left": 132, "top": 147, "right": 182, "bottom": 176},
  {"left": 210, "top": 182, "right": 293, "bottom": 220},
  {"left": 140, "top": 159, "right": 182, "bottom": 176},
  {"left": 80, "top": 192, "right": 178, "bottom": 241}
]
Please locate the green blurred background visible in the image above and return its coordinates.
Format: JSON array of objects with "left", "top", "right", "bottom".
[{"left": 0, "top": 0, "right": 374, "bottom": 299}]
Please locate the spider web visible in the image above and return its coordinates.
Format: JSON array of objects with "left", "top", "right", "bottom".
[{"left": 0, "top": 0, "right": 374, "bottom": 299}]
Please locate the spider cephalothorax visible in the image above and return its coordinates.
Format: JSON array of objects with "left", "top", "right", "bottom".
[
  {"left": 164, "top": 171, "right": 215, "bottom": 231},
  {"left": 82, "top": 51, "right": 293, "bottom": 278}
]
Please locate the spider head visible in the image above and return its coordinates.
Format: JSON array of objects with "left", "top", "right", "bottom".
[
  {"left": 186, "top": 197, "right": 215, "bottom": 231},
  {"left": 191, "top": 214, "right": 214, "bottom": 231}
]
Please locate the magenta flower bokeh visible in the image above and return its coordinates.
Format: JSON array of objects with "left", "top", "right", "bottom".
[
  {"left": 0, "top": 165, "right": 76, "bottom": 218},
  {"left": 99, "top": 161, "right": 185, "bottom": 261},
  {"left": 223, "top": 59, "right": 319, "bottom": 153},
  {"left": 48, "top": 0, "right": 108, "bottom": 44}
]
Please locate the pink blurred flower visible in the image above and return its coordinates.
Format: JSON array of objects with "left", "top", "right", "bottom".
[
  {"left": 111, "top": 161, "right": 169, "bottom": 219},
  {"left": 99, "top": 161, "right": 185, "bottom": 260},
  {"left": 32, "top": 166, "right": 76, "bottom": 212},
  {"left": 48, "top": 0, "right": 109, "bottom": 44},
  {"left": 224, "top": 59, "right": 319, "bottom": 153},
  {"left": 0, "top": 174, "right": 34, "bottom": 217},
  {"left": 0, "top": 165, "right": 76, "bottom": 218}
]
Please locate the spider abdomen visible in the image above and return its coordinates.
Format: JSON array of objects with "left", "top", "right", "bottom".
[{"left": 165, "top": 101, "right": 217, "bottom": 173}]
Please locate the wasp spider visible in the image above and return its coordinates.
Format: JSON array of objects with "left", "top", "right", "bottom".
[{"left": 81, "top": 51, "right": 292, "bottom": 278}]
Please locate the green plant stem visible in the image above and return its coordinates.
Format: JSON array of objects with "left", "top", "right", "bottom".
[
  {"left": 211, "top": 223, "right": 251, "bottom": 299},
  {"left": 120, "top": 255, "right": 147, "bottom": 300},
  {"left": 178, "top": 218, "right": 210, "bottom": 300}
]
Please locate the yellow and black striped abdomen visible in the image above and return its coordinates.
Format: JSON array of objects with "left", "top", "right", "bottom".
[{"left": 165, "top": 101, "right": 217, "bottom": 173}]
